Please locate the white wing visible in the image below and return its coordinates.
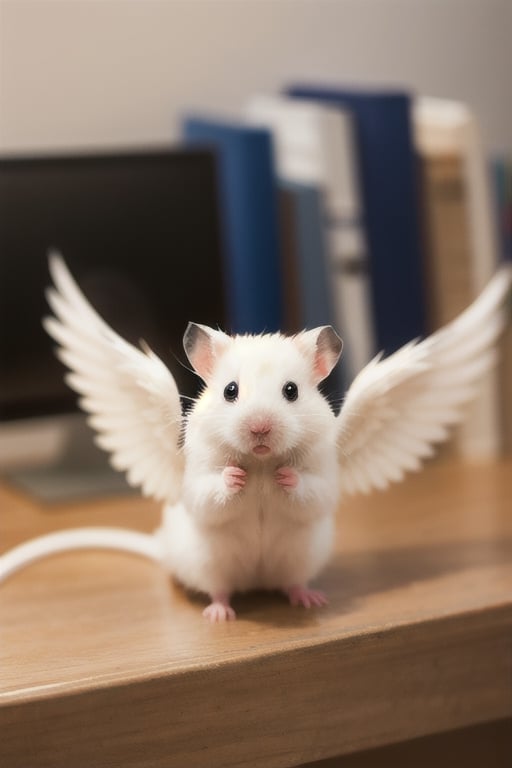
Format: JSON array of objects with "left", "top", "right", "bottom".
[
  {"left": 337, "top": 266, "right": 512, "bottom": 497},
  {"left": 44, "top": 253, "right": 185, "bottom": 503}
]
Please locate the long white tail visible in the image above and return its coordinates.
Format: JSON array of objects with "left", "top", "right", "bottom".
[{"left": 0, "top": 527, "right": 163, "bottom": 583}]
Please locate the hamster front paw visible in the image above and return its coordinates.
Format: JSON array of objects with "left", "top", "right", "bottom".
[
  {"left": 222, "top": 465, "right": 247, "bottom": 494},
  {"left": 275, "top": 466, "right": 299, "bottom": 491}
]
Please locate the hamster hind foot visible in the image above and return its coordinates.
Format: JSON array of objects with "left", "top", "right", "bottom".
[
  {"left": 203, "top": 593, "right": 236, "bottom": 622},
  {"left": 286, "top": 585, "right": 328, "bottom": 608}
]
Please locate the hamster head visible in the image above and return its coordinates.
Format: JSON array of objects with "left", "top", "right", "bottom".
[{"left": 183, "top": 323, "right": 342, "bottom": 460}]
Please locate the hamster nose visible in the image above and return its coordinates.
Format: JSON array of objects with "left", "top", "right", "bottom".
[{"left": 249, "top": 419, "right": 273, "bottom": 437}]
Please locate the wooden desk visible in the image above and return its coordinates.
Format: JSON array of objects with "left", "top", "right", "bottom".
[{"left": 1, "top": 460, "right": 511, "bottom": 767}]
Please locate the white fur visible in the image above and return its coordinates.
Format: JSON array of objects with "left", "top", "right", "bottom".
[{"left": 157, "top": 331, "right": 340, "bottom": 597}]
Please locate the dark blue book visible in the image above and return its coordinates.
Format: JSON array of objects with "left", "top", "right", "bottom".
[
  {"left": 183, "top": 117, "right": 283, "bottom": 334},
  {"left": 286, "top": 85, "right": 427, "bottom": 354}
]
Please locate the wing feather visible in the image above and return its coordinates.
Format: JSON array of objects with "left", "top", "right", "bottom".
[
  {"left": 44, "top": 252, "right": 184, "bottom": 503},
  {"left": 337, "top": 266, "right": 512, "bottom": 496}
]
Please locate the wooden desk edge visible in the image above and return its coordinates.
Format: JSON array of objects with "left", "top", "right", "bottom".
[{"left": 2, "top": 601, "right": 511, "bottom": 768}]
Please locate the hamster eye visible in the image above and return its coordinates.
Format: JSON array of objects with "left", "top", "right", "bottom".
[
  {"left": 223, "top": 381, "right": 239, "bottom": 402},
  {"left": 282, "top": 381, "right": 298, "bottom": 402}
]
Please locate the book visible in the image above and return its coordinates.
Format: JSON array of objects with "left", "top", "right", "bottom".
[
  {"left": 280, "top": 181, "right": 333, "bottom": 331},
  {"left": 246, "top": 95, "right": 375, "bottom": 381},
  {"left": 277, "top": 186, "right": 302, "bottom": 334},
  {"left": 286, "top": 85, "right": 427, "bottom": 356},
  {"left": 492, "top": 158, "right": 512, "bottom": 264},
  {"left": 419, "top": 153, "right": 473, "bottom": 331},
  {"left": 417, "top": 152, "right": 474, "bottom": 459},
  {"left": 491, "top": 157, "right": 512, "bottom": 455},
  {"left": 182, "top": 117, "right": 283, "bottom": 335},
  {"left": 414, "top": 98, "right": 503, "bottom": 460},
  {"left": 278, "top": 180, "right": 348, "bottom": 404}
]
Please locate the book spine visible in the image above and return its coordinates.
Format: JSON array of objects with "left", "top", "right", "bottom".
[
  {"left": 183, "top": 120, "right": 283, "bottom": 334},
  {"left": 318, "top": 109, "right": 375, "bottom": 382},
  {"left": 246, "top": 96, "right": 375, "bottom": 381},
  {"left": 492, "top": 158, "right": 512, "bottom": 455},
  {"left": 279, "top": 180, "right": 349, "bottom": 400},
  {"left": 277, "top": 186, "right": 302, "bottom": 335},
  {"left": 457, "top": 120, "right": 503, "bottom": 459},
  {"left": 286, "top": 183, "right": 333, "bottom": 330},
  {"left": 418, "top": 152, "right": 474, "bottom": 459},
  {"left": 414, "top": 99, "right": 505, "bottom": 460},
  {"left": 420, "top": 153, "right": 474, "bottom": 329},
  {"left": 287, "top": 86, "right": 428, "bottom": 356}
]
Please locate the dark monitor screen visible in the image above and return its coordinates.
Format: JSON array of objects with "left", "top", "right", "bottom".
[{"left": 0, "top": 149, "right": 226, "bottom": 421}]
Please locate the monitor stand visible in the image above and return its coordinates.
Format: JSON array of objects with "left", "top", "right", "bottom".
[{"left": 0, "top": 414, "right": 135, "bottom": 504}]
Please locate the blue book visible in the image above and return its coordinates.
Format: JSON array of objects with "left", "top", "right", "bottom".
[
  {"left": 183, "top": 118, "right": 283, "bottom": 334},
  {"left": 491, "top": 158, "right": 512, "bottom": 263},
  {"left": 281, "top": 180, "right": 349, "bottom": 402},
  {"left": 282, "top": 181, "right": 333, "bottom": 330},
  {"left": 286, "top": 85, "right": 427, "bottom": 354}
]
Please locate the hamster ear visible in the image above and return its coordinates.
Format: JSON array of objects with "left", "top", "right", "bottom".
[
  {"left": 296, "top": 326, "right": 343, "bottom": 384},
  {"left": 183, "top": 323, "right": 230, "bottom": 381}
]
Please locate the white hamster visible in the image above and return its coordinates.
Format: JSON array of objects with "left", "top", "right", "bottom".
[
  {"left": 2, "top": 255, "right": 510, "bottom": 622},
  {"left": 158, "top": 324, "right": 343, "bottom": 620}
]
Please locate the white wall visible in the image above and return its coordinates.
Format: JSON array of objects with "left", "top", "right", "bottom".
[{"left": 0, "top": 0, "right": 510, "bottom": 154}]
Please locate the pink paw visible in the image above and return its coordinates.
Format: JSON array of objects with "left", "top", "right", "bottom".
[
  {"left": 223, "top": 465, "right": 247, "bottom": 493},
  {"left": 203, "top": 597, "right": 236, "bottom": 622},
  {"left": 286, "top": 585, "right": 328, "bottom": 608},
  {"left": 275, "top": 466, "right": 299, "bottom": 491}
]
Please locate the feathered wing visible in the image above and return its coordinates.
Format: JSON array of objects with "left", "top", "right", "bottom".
[
  {"left": 336, "top": 266, "right": 512, "bottom": 497},
  {"left": 44, "top": 253, "right": 185, "bottom": 503}
]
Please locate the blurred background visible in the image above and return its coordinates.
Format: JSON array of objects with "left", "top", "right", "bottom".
[
  {"left": 1, "top": 0, "right": 510, "bottom": 152},
  {"left": 0, "top": 0, "right": 511, "bottom": 499}
]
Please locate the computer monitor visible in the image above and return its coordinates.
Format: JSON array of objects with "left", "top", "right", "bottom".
[{"left": 0, "top": 149, "right": 226, "bottom": 499}]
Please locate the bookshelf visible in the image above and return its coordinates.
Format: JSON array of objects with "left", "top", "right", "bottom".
[{"left": 1, "top": 458, "right": 511, "bottom": 767}]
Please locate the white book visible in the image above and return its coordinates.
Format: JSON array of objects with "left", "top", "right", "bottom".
[
  {"left": 245, "top": 95, "right": 375, "bottom": 381},
  {"left": 414, "top": 97, "right": 502, "bottom": 460}
]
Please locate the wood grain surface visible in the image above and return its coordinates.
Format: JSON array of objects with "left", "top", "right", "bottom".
[{"left": 1, "top": 459, "right": 511, "bottom": 767}]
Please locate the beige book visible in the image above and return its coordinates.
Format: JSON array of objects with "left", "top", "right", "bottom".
[
  {"left": 499, "top": 293, "right": 512, "bottom": 455},
  {"left": 419, "top": 153, "right": 474, "bottom": 458},
  {"left": 414, "top": 99, "right": 502, "bottom": 460}
]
